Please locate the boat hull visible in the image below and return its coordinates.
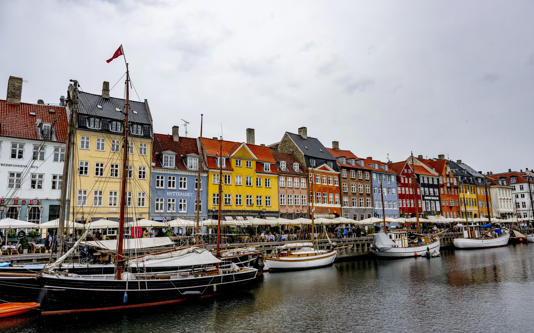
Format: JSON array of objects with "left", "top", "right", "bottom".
[
  {"left": 0, "top": 302, "right": 40, "bottom": 318},
  {"left": 453, "top": 233, "right": 510, "bottom": 249},
  {"left": 0, "top": 273, "right": 41, "bottom": 303},
  {"left": 371, "top": 239, "right": 441, "bottom": 258},
  {"left": 265, "top": 250, "right": 337, "bottom": 271},
  {"left": 527, "top": 235, "right": 534, "bottom": 243}
]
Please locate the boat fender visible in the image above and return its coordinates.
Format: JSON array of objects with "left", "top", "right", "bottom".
[
  {"left": 414, "top": 252, "right": 418, "bottom": 257},
  {"left": 123, "top": 292, "right": 128, "bottom": 304}
]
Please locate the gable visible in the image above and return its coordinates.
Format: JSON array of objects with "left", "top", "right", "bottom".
[
  {"left": 231, "top": 143, "right": 257, "bottom": 160},
  {"left": 316, "top": 163, "right": 336, "bottom": 173}
]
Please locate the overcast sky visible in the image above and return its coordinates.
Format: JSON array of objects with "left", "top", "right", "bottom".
[{"left": 1, "top": 0, "right": 533, "bottom": 173}]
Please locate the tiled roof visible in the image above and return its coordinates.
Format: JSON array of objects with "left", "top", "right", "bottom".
[
  {"left": 78, "top": 91, "right": 151, "bottom": 125},
  {"left": 423, "top": 159, "right": 446, "bottom": 174},
  {"left": 152, "top": 134, "right": 200, "bottom": 170},
  {"left": 0, "top": 100, "right": 68, "bottom": 143},
  {"left": 363, "top": 157, "right": 395, "bottom": 174},
  {"left": 286, "top": 132, "right": 334, "bottom": 161},
  {"left": 271, "top": 151, "right": 305, "bottom": 175},
  {"left": 389, "top": 161, "right": 408, "bottom": 175},
  {"left": 247, "top": 144, "right": 276, "bottom": 163},
  {"left": 327, "top": 148, "right": 374, "bottom": 170},
  {"left": 328, "top": 148, "right": 359, "bottom": 160},
  {"left": 412, "top": 165, "right": 435, "bottom": 176},
  {"left": 200, "top": 137, "right": 241, "bottom": 157},
  {"left": 490, "top": 172, "right": 534, "bottom": 184}
]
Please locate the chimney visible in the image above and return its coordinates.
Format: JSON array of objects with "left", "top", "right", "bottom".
[
  {"left": 172, "top": 126, "right": 179, "bottom": 142},
  {"left": 508, "top": 169, "right": 512, "bottom": 172},
  {"left": 6, "top": 76, "right": 23, "bottom": 104},
  {"left": 102, "top": 81, "right": 110, "bottom": 99},
  {"left": 438, "top": 154, "right": 445, "bottom": 160},
  {"left": 246, "top": 128, "right": 255, "bottom": 145},
  {"left": 457, "top": 160, "right": 462, "bottom": 164},
  {"left": 298, "top": 126, "right": 307, "bottom": 139},
  {"left": 417, "top": 154, "right": 423, "bottom": 159},
  {"left": 37, "top": 99, "right": 44, "bottom": 104},
  {"left": 332, "top": 141, "right": 339, "bottom": 150}
]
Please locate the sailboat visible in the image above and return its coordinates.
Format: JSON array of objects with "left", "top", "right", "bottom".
[
  {"left": 264, "top": 169, "right": 337, "bottom": 271},
  {"left": 371, "top": 155, "right": 440, "bottom": 258}
]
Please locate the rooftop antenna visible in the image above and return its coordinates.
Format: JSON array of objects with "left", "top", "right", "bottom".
[{"left": 181, "top": 119, "right": 190, "bottom": 137}]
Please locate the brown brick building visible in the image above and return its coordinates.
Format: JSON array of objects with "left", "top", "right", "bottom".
[{"left": 271, "top": 151, "right": 309, "bottom": 219}]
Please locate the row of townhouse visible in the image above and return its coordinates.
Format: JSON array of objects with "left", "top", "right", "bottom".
[{"left": 0, "top": 75, "right": 530, "bottom": 223}]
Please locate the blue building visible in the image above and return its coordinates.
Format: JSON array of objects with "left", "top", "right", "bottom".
[
  {"left": 365, "top": 158, "right": 400, "bottom": 219},
  {"left": 150, "top": 127, "right": 208, "bottom": 222}
]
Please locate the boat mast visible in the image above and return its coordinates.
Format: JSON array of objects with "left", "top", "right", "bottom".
[
  {"left": 410, "top": 153, "right": 421, "bottom": 234},
  {"left": 195, "top": 114, "right": 203, "bottom": 244},
  {"left": 58, "top": 80, "right": 78, "bottom": 256},
  {"left": 380, "top": 176, "right": 387, "bottom": 233},
  {"left": 216, "top": 136, "right": 223, "bottom": 257},
  {"left": 483, "top": 177, "right": 491, "bottom": 223},
  {"left": 309, "top": 169, "right": 316, "bottom": 249},
  {"left": 116, "top": 63, "right": 130, "bottom": 280}
]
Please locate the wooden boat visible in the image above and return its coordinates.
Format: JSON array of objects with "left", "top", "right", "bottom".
[
  {"left": 0, "top": 302, "right": 39, "bottom": 318},
  {"left": 371, "top": 231, "right": 440, "bottom": 258},
  {"left": 453, "top": 225, "right": 510, "bottom": 249},
  {"left": 265, "top": 243, "right": 336, "bottom": 271}
]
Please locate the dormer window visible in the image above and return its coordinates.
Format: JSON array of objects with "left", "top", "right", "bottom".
[
  {"left": 280, "top": 161, "right": 286, "bottom": 171},
  {"left": 217, "top": 157, "right": 226, "bottom": 168},
  {"left": 327, "top": 161, "right": 333, "bottom": 168},
  {"left": 293, "top": 163, "right": 299, "bottom": 172},
  {"left": 130, "top": 124, "right": 143, "bottom": 136},
  {"left": 264, "top": 163, "right": 271, "bottom": 172},
  {"left": 162, "top": 154, "right": 175, "bottom": 168},
  {"left": 510, "top": 177, "right": 517, "bottom": 184},
  {"left": 340, "top": 157, "right": 346, "bottom": 164},
  {"left": 86, "top": 117, "right": 101, "bottom": 130},
  {"left": 109, "top": 121, "right": 123, "bottom": 133},
  {"left": 41, "top": 123, "right": 52, "bottom": 140},
  {"left": 310, "top": 159, "right": 316, "bottom": 167},
  {"left": 187, "top": 156, "right": 199, "bottom": 170}
]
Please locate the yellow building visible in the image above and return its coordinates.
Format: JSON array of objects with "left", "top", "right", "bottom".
[
  {"left": 458, "top": 184, "right": 478, "bottom": 219},
  {"left": 476, "top": 185, "right": 492, "bottom": 218},
  {"left": 200, "top": 137, "right": 279, "bottom": 218},
  {"left": 69, "top": 85, "right": 153, "bottom": 223}
]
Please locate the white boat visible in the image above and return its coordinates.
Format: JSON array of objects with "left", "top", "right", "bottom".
[
  {"left": 371, "top": 231, "right": 441, "bottom": 258},
  {"left": 527, "top": 235, "right": 534, "bottom": 243},
  {"left": 264, "top": 243, "right": 337, "bottom": 271},
  {"left": 453, "top": 225, "right": 510, "bottom": 249}
]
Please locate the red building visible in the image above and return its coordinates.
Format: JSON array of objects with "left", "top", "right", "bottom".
[{"left": 389, "top": 160, "right": 423, "bottom": 217}]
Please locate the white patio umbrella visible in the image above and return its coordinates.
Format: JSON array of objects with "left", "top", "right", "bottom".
[
  {"left": 293, "top": 218, "right": 312, "bottom": 225},
  {"left": 126, "top": 219, "right": 167, "bottom": 228},
  {"left": 333, "top": 217, "right": 356, "bottom": 224},
  {"left": 38, "top": 219, "right": 84, "bottom": 229},
  {"left": 201, "top": 219, "right": 219, "bottom": 227},
  {"left": 357, "top": 217, "right": 384, "bottom": 225},
  {"left": 0, "top": 218, "right": 37, "bottom": 229},
  {"left": 86, "top": 219, "right": 119, "bottom": 229},
  {"left": 236, "top": 220, "right": 251, "bottom": 227},
  {"left": 168, "top": 218, "right": 196, "bottom": 228}
]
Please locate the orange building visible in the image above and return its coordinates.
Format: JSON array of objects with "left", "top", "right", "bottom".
[{"left": 422, "top": 156, "right": 460, "bottom": 218}]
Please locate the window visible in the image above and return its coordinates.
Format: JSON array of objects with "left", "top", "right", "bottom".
[
  {"left": 301, "top": 178, "right": 306, "bottom": 188},
  {"left": 130, "top": 124, "right": 143, "bottom": 136},
  {"left": 293, "top": 163, "right": 299, "bottom": 172},
  {"left": 216, "top": 157, "right": 226, "bottom": 168},
  {"left": 322, "top": 175, "right": 327, "bottom": 184},
  {"left": 168, "top": 176, "right": 176, "bottom": 189},
  {"left": 179, "top": 199, "right": 187, "bottom": 212},
  {"left": 139, "top": 143, "right": 147, "bottom": 156},
  {"left": 30, "top": 174, "right": 43, "bottom": 189},
  {"left": 138, "top": 166, "right": 146, "bottom": 179},
  {"left": 110, "top": 164, "right": 119, "bottom": 178},
  {"left": 79, "top": 161, "right": 89, "bottom": 175},
  {"left": 310, "top": 159, "right": 316, "bottom": 167},
  {"left": 246, "top": 176, "right": 252, "bottom": 186},
  {"left": 256, "top": 177, "right": 263, "bottom": 187},
  {"left": 316, "top": 174, "right": 321, "bottom": 184},
  {"left": 10, "top": 143, "right": 24, "bottom": 159},
  {"left": 323, "top": 193, "right": 328, "bottom": 204},
  {"left": 280, "top": 161, "right": 286, "bottom": 171},
  {"left": 287, "top": 177, "right": 292, "bottom": 188},
  {"left": 137, "top": 192, "right": 146, "bottom": 207},
  {"left": 358, "top": 170, "right": 362, "bottom": 179},
  {"left": 358, "top": 184, "right": 363, "bottom": 193},
  {"left": 335, "top": 194, "right": 339, "bottom": 204},
  {"left": 86, "top": 117, "right": 101, "bottom": 129},
  {"left": 167, "top": 198, "right": 176, "bottom": 212},
  {"left": 329, "top": 193, "right": 334, "bottom": 204},
  {"left": 351, "top": 184, "right": 356, "bottom": 193},
  {"left": 343, "top": 183, "right": 348, "bottom": 192},
  {"left": 302, "top": 195, "right": 307, "bottom": 206},
  {"left": 212, "top": 193, "right": 219, "bottom": 206},
  {"left": 266, "top": 196, "right": 272, "bottom": 207},
  {"left": 163, "top": 154, "right": 175, "bottom": 168},
  {"left": 351, "top": 198, "right": 357, "bottom": 207},
  {"left": 280, "top": 176, "right": 285, "bottom": 187},
  {"left": 246, "top": 195, "right": 253, "bottom": 206},
  {"left": 77, "top": 190, "right": 87, "bottom": 206},
  {"left": 187, "top": 156, "right": 198, "bottom": 170},
  {"left": 93, "top": 190, "right": 102, "bottom": 206},
  {"left": 334, "top": 177, "right": 339, "bottom": 186},
  {"left": 350, "top": 170, "right": 356, "bottom": 179},
  {"left": 366, "top": 185, "right": 370, "bottom": 194},
  {"left": 246, "top": 160, "right": 252, "bottom": 168},
  {"left": 51, "top": 175, "right": 62, "bottom": 190},
  {"left": 287, "top": 194, "right": 293, "bottom": 205},
  {"left": 111, "top": 140, "right": 120, "bottom": 152},
  {"left": 265, "top": 178, "right": 271, "bottom": 188},
  {"left": 95, "top": 162, "right": 104, "bottom": 177},
  {"left": 224, "top": 175, "right": 231, "bottom": 185},
  {"left": 342, "top": 169, "right": 347, "bottom": 178},
  {"left": 127, "top": 165, "right": 133, "bottom": 178},
  {"left": 8, "top": 172, "right": 22, "bottom": 188},
  {"left": 294, "top": 195, "right": 300, "bottom": 206},
  {"left": 96, "top": 138, "right": 105, "bottom": 151},
  {"left": 195, "top": 178, "right": 202, "bottom": 190},
  {"left": 109, "top": 121, "right": 123, "bottom": 133},
  {"left": 365, "top": 172, "right": 369, "bottom": 180},
  {"left": 32, "top": 145, "right": 45, "bottom": 160},
  {"left": 224, "top": 194, "right": 231, "bottom": 205},
  {"left": 316, "top": 192, "right": 321, "bottom": 203},
  {"left": 179, "top": 177, "right": 187, "bottom": 189},
  {"left": 264, "top": 163, "right": 271, "bottom": 172},
  {"left": 127, "top": 192, "right": 132, "bottom": 207},
  {"left": 128, "top": 142, "right": 134, "bottom": 154},
  {"left": 109, "top": 191, "right": 118, "bottom": 206},
  {"left": 155, "top": 198, "right": 164, "bottom": 212},
  {"left": 328, "top": 176, "right": 333, "bottom": 185},
  {"left": 156, "top": 175, "right": 164, "bottom": 188},
  {"left": 280, "top": 194, "right": 286, "bottom": 205},
  {"left": 54, "top": 146, "right": 65, "bottom": 162},
  {"left": 213, "top": 174, "right": 220, "bottom": 184},
  {"left": 80, "top": 136, "right": 90, "bottom": 149},
  {"left": 27, "top": 206, "right": 41, "bottom": 224},
  {"left": 195, "top": 199, "right": 202, "bottom": 212},
  {"left": 235, "top": 194, "right": 242, "bottom": 206},
  {"left": 235, "top": 159, "right": 242, "bottom": 167},
  {"left": 235, "top": 175, "right": 242, "bottom": 186}
]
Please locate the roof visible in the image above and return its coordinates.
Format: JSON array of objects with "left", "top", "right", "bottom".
[
  {"left": 77, "top": 91, "right": 151, "bottom": 125},
  {"left": 271, "top": 151, "right": 305, "bottom": 175},
  {"left": 422, "top": 159, "right": 447, "bottom": 174},
  {"left": 152, "top": 134, "right": 200, "bottom": 170},
  {"left": 327, "top": 148, "right": 373, "bottom": 170},
  {"left": 286, "top": 132, "right": 334, "bottom": 161},
  {"left": 200, "top": 137, "right": 241, "bottom": 157},
  {"left": 389, "top": 161, "right": 408, "bottom": 175},
  {"left": 0, "top": 100, "right": 68, "bottom": 143},
  {"left": 363, "top": 157, "right": 395, "bottom": 174},
  {"left": 489, "top": 172, "right": 534, "bottom": 184},
  {"left": 247, "top": 144, "right": 276, "bottom": 163}
]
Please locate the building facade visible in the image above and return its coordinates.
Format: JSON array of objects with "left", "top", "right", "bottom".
[
  {"left": 69, "top": 82, "right": 153, "bottom": 222},
  {"left": 276, "top": 127, "right": 341, "bottom": 218},
  {"left": 364, "top": 157, "right": 399, "bottom": 219},
  {"left": 486, "top": 175, "right": 514, "bottom": 219},
  {"left": 390, "top": 160, "right": 423, "bottom": 217},
  {"left": 424, "top": 156, "right": 460, "bottom": 218},
  {"left": 0, "top": 76, "right": 68, "bottom": 223},
  {"left": 490, "top": 171, "right": 534, "bottom": 220},
  {"left": 412, "top": 156, "right": 441, "bottom": 216},
  {"left": 150, "top": 127, "right": 208, "bottom": 222},
  {"left": 271, "top": 151, "right": 308, "bottom": 219},
  {"left": 328, "top": 143, "right": 373, "bottom": 220}
]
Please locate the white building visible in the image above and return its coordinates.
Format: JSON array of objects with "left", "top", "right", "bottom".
[
  {"left": 491, "top": 170, "right": 534, "bottom": 220},
  {"left": 0, "top": 76, "right": 68, "bottom": 223},
  {"left": 488, "top": 180, "right": 514, "bottom": 219}
]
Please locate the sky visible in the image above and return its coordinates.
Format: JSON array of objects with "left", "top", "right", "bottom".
[{"left": 1, "top": 0, "right": 533, "bottom": 173}]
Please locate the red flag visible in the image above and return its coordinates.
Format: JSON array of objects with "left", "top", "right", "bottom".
[{"left": 106, "top": 45, "right": 123, "bottom": 63}]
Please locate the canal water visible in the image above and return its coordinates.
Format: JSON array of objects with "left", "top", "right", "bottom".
[{"left": 3, "top": 244, "right": 534, "bottom": 332}]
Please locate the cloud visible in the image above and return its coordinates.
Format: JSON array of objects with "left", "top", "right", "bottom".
[{"left": 336, "top": 76, "right": 375, "bottom": 94}]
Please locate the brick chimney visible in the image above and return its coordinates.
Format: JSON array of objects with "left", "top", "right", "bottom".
[
  {"left": 332, "top": 141, "right": 339, "bottom": 150},
  {"left": 438, "top": 154, "right": 445, "bottom": 160},
  {"left": 102, "top": 81, "right": 110, "bottom": 99},
  {"left": 417, "top": 154, "right": 423, "bottom": 159},
  {"left": 246, "top": 128, "right": 255, "bottom": 145},
  {"left": 172, "top": 126, "right": 179, "bottom": 142},
  {"left": 298, "top": 126, "right": 307, "bottom": 139},
  {"left": 508, "top": 169, "right": 512, "bottom": 172},
  {"left": 6, "top": 76, "right": 22, "bottom": 104}
]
